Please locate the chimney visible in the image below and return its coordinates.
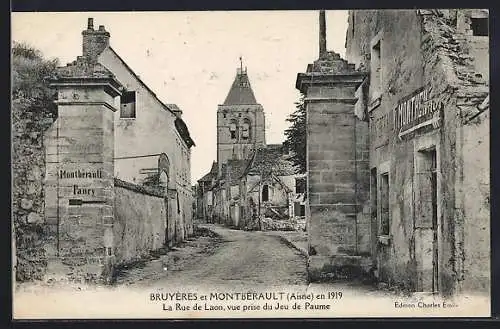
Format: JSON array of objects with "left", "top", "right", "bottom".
[
  {"left": 173, "top": 108, "right": 183, "bottom": 118},
  {"left": 319, "top": 10, "right": 327, "bottom": 57},
  {"left": 82, "top": 17, "right": 110, "bottom": 63}
]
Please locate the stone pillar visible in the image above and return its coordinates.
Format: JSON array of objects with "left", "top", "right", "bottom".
[
  {"left": 296, "top": 52, "right": 371, "bottom": 281},
  {"left": 45, "top": 63, "right": 122, "bottom": 283}
]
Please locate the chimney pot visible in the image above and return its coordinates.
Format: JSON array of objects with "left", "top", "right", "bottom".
[
  {"left": 88, "top": 18, "right": 94, "bottom": 30},
  {"left": 98, "top": 25, "right": 105, "bottom": 31}
]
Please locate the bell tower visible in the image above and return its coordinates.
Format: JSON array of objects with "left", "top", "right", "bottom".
[{"left": 217, "top": 59, "right": 266, "bottom": 172}]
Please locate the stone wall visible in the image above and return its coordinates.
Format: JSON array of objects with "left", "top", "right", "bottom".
[
  {"left": 12, "top": 97, "right": 55, "bottom": 281},
  {"left": 113, "top": 179, "right": 167, "bottom": 265}
]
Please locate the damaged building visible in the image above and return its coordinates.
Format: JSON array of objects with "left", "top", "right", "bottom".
[
  {"left": 297, "top": 9, "right": 489, "bottom": 296},
  {"left": 197, "top": 63, "right": 306, "bottom": 231}
]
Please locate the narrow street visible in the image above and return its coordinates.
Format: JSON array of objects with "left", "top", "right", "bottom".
[{"left": 115, "top": 224, "right": 308, "bottom": 288}]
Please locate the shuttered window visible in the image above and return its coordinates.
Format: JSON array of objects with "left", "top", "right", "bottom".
[
  {"left": 380, "top": 173, "right": 390, "bottom": 235},
  {"left": 415, "top": 149, "right": 437, "bottom": 229}
]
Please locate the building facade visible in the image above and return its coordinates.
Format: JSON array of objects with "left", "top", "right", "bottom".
[
  {"left": 42, "top": 18, "right": 196, "bottom": 281},
  {"left": 297, "top": 9, "right": 489, "bottom": 296}
]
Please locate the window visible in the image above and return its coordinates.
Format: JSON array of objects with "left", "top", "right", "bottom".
[
  {"left": 242, "top": 119, "right": 251, "bottom": 139},
  {"left": 229, "top": 122, "right": 237, "bottom": 140},
  {"left": 120, "top": 91, "right": 136, "bottom": 118},
  {"left": 262, "top": 184, "right": 269, "bottom": 202},
  {"left": 471, "top": 18, "right": 488, "bottom": 36},
  {"left": 380, "top": 173, "right": 390, "bottom": 236},
  {"left": 295, "top": 177, "right": 306, "bottom": 193},
  {"left": 370, "top": 168, "right": 377, "bottom": 220},
  {"left": 300, "top": 205, "right": 306, "bottom": 216},
  {"left": 370, "top": 35, "right": 382, "bottom": 102}
]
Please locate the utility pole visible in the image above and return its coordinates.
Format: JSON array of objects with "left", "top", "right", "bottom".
[{"left": 258, "top": 169, "right": 263, "bottom": 231}]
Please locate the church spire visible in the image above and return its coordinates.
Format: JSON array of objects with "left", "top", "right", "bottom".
[{"left": 223, "top": 59, "right": 257, "bottom": 105}]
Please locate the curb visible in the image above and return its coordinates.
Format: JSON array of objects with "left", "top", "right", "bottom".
[{"left": 276, "top": 235, "right": 308, "bottom": 258}]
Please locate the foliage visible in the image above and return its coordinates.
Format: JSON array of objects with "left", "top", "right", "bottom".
[
  {"left": 12, "top": 41, "right": 58, "bottom": 117},
  {"left": 142, "top": 173, "right": 161, "bottom": 187},
  {"left": 284, "top": 95, "right": 306, "bottom": 173},
  {"left": 12, "top": 42, "right": 59, "bottom": 282}
]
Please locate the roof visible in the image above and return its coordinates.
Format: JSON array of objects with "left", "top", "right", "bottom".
[
  {"left": 174, "top": 117, "right": 195, "bottom": 148},
  {"left": 106, "top": 47, "right": 195, "bottom": 148},
  {"left": 106, "top": 47, "right": 176, "bottom": 116},
  {"left": 224, "top": 159, "right": 251, "bottom": 184},
  {"left": 243, "top": 144, "right": 299, "bottom": 177},
  {"left": 198, "top": 161, "right": 218, "bottom": 183},
  {"left": 223, "top": 69, "right": 258, "bottom": 105}
]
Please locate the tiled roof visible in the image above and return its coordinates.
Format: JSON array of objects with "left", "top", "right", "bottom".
[
  {"left": 224, "top": 159, "right": 251, "bottom": 184},
  {"left": 244, "top": 145, "right": 299, "bottom": 177},
  {"left": 198, "top": 161, "right": 218, "bottom": 182}
]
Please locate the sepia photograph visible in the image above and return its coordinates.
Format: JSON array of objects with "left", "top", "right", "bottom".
[{"left": 11, "top": 9, "right": 490, "bottom": 319}]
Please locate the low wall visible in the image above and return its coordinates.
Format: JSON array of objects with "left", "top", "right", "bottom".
[{"left": 113, "top": 178, "right": 167, "bottom": 265}]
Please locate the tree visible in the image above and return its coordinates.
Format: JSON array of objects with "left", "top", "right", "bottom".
[
  {"left": 12, "top": 41, "right": 59, "bottom": 116},
  {"left": 284, "top": 95, "right": 306, "bottom": 173}
]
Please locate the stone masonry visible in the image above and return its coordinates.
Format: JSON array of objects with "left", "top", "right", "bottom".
[
  {"left": 296, "top": 20, "right": 371, "bottom": 280},
  {"left": 44, "top": 58, "right": 123, "bottom": 283}
]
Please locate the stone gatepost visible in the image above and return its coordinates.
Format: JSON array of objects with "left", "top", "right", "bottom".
[
  {"left": 45, "top": 59, "right": 123, "bottom": 283},
  {"left": 296, "top": 51, "right": 371, "bottom": 281}
]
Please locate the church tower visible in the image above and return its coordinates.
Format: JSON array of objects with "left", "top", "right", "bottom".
[{"left": 217, "top": 60, "right": 266, "bottom": 171}]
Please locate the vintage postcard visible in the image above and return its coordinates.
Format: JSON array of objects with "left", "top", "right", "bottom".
[{"left": 11, "top": 9, "right": 490, "bottom": 319}]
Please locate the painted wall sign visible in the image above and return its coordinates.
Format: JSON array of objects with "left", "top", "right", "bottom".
[
  {"left": 58, "top": 168, "right": 103, "bottom": 199},
  {"left": 59, "top": 169, "right": 103, "bottom": 179},
  {"left": 393, "top": 86, "right": 444, "bottom": 133}
]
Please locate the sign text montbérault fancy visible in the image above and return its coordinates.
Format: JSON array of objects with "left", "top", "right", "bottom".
[
  {"left": 58, "top": 169, "right": 103, "bottom": 197},
  {"left": 59, "top": 169, "right": 103, "bottom": 179}
]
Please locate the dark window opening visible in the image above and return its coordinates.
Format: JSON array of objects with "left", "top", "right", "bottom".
[
  {"left": 371, "top": 40, "right": 382, "bottom": 99},
  {"left": 300, "top": 205, "right": 306, "bottom": 216},
  {"left": 370, "top": 168, "right": 377, "bottom": 220},
  {"left": 120, "top": 91, "right": 136, "bottom": 118},
  {"left": 295, "top": 177, "right": 306, "bottom": 194},
  {"left": 380, "top": 173, "right": 390, "bottom": 236},
  {"left": 262, "top": 184, "right": 269, "bottom": 202},
  {"left": 471, "top": 18, "right": 488, "bottom": 36},
  {"left": 223, "top": 113, "right": 227, "bottom": 119},
  {"left": 229, "top": 121, "right": 237, "bottom": 140}
]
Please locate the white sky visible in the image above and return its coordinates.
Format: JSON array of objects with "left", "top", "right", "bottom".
[{"left": 12, "top": 11, "right": 348, "bottom": 182}]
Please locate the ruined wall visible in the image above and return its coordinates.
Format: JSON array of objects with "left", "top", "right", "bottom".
[
  {"left": 113, "top": 179, "right": 167, "bottom": 265},
  {"left": 12, "top": 98, "right": 55, "bottom": 281},
  {"left": 460, "top": 111, "right": 489, "bottom": 293}
]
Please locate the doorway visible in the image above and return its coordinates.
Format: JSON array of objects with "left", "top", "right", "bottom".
[{"left": 415, "top": 147, "right": 439, "bottom": 293}]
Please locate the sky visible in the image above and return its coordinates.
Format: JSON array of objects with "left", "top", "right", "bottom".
[{"left": 12, "top": 11, "right": 348, "bottom": 182}]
